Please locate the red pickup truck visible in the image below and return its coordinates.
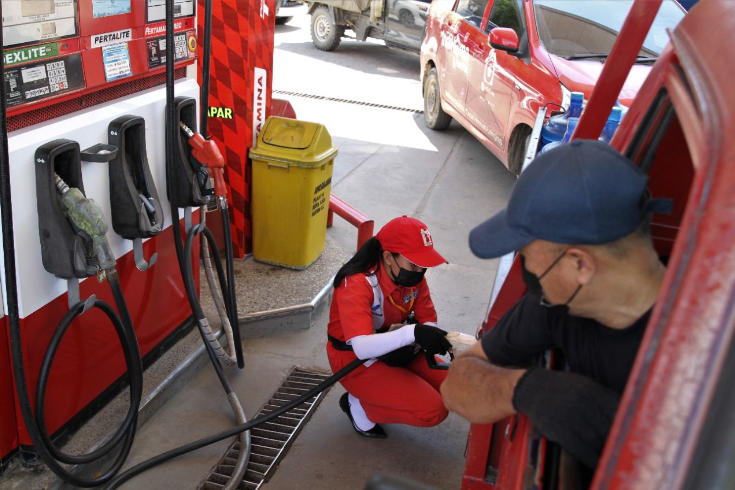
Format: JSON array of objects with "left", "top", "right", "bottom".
[
  {"left": 420, "top": 0, "right": 684, "bottom": 174},
  {"left": 460, "top": 0, "right": 735, "bottom": 488}
]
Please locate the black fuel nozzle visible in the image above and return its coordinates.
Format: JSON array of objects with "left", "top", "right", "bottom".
[{"left": 168, "top": 96, "right": 214, "bottom": 208}]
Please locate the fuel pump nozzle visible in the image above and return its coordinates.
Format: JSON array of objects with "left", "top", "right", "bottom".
[
  {"left": 179, "top": 122, "right": 228, "bottom": 209},
  {"left": 55, "top": 174, "right": 116, "bottom": 274}
]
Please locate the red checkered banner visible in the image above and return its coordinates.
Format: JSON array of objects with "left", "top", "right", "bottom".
[{"left": 197, "top": 0, "right": 275, "bottom": 257}]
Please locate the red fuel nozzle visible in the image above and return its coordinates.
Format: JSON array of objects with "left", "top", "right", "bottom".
[{"left": 179, "top": 122, "right": 227, "bottom": 198}]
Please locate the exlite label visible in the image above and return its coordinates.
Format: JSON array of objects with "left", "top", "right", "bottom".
[
  {"left": 4, "top": 43, "right": 59, "bottom": 67},
  {"left": 91, "top": 29, "right": 132, "bottom": 48}
]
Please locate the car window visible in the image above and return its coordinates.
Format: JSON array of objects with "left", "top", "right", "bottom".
[
  {"left": 455, "top": 0, "right": 490, "bottom": 29},
  {"left": 533, "top": 0, "right": 685, "bottom": 59},
  {"left": 485, "top": 0, "right": 525, "bottom": 39}
]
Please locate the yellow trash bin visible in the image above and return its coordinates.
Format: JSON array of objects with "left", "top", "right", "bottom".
[{"left": 250, "top": 116, "right": 338, "bottom": 269}]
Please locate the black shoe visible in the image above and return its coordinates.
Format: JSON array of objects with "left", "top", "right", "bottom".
[{"left": 339, "top": 393, "right": 387, "bottom": 439}]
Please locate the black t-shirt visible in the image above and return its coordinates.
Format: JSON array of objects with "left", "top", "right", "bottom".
[{"left": 481, "top": 294, "right": 651, "bottom": 394}]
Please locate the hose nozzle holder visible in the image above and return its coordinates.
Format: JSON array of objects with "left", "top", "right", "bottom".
[
  {"left": 168, "top": 96, "right": 214, "bottom": 208},
  {"left": 35, "top": 139, "right": 98, "bottom": 279},
  {"left": 108, "top": 115, "right": 164, "bottom": 270}
]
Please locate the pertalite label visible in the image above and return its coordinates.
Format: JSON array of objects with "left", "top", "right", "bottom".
[
  {"left": 91, "top": 29, "right": 132, "bottom": 48},
  {"left": 4, "top": 43, "right": 59, "bottom": 67}
]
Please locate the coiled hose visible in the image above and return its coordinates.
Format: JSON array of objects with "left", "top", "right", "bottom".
[
  {"left": 6, "top": 268, "right": 144, "bottom": 487},
  {"left": 0, "top": 0, "right": 145, "bottom": 481},
  {"left": 162, "top": 0, "right": 248, "bottom": 482}
]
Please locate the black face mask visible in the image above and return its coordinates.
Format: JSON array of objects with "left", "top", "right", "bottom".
[
  {"left": 520, "top": 255, "right": 542, "bottom": 297},
  {"left": 393, "top": 266, "right": 425, "bottom": 288},
  {"left": 519, "top": 253, "right": 581, "bottom": 309}
]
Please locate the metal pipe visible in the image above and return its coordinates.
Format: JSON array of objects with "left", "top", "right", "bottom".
[
  {"left": 573, "top": 0, "right": 664, "bottom": 141},
  {"left": 328, "top": 194, "right": 375, "bottom": 250}
]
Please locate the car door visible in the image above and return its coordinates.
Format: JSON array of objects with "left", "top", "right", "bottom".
[
  {"left": 435, "top": 0, "right": 489, "bottom": 118},
  {"left": 465, "top": 0, "right": 526, "bottom": 153}
]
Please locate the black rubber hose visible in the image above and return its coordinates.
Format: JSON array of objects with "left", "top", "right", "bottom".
[
  {"left": 0, "top": 1, "right": 144, "bottom": 484},
  {"left": 200, "top": 0, "right": 213, "bottom": 137},
  {"left": 196, "top": 0, "right": 244, "bottom": 368},
  {"left": 184, "top": 224, "right": 235, "bottom": 392},
  {"left": 221, "top": 207, "right": 244, "bottom": 368},
  {"left": 103, "top": 357, "right": 366, "bottom": 489},
  {"left": 201, "top": 226, "right": 231, "bottom": 312},
  {"left": 34, "top": 294, "right": 143, "bottom": 466},
  {"left": 6, "top": 269, "right": 144, "bottom": 487}
]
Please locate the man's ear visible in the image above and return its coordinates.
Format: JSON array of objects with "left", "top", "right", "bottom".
[
  {"left": 566, "top": 247, "right": 596, "bottom": 285},
  {"left": 382, "top": 250, "right": 394, "bottom": 265}
]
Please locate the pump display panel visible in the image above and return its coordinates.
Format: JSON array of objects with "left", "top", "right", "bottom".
[
  {"left": 2, "top": 0, "right": 79, "bottom": 47},
  {"left": 147, "top": 0, "right": 195, "bottom": 22},
  {"left": 2, "top": 0, "right": 197, "bottom": 121}
]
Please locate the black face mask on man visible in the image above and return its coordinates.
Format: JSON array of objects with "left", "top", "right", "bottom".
[
  {"left": 389, "top": 256, "right": 426, "bottom": 288},
  {"left": 519, "top": 252, "right": 581, "bottom": 309}
]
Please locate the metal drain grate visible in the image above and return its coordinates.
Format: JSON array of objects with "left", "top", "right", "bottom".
[
  {"left": 198, "top": 368, "right": 333, "bottom": 490},
  {"left": 274, "top": 89, "right": 423, "bottom": 114}
]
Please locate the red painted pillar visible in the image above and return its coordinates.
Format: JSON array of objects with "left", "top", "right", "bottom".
[{"left": 198, "top": 0, "right": 275, "bottom": 257}]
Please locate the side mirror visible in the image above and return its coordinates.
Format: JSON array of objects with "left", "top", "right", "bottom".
[{"left": 489, "top": 27, "right": 519, "bottom": 53}]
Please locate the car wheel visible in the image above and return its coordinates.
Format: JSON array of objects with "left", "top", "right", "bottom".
[
  {"left": 399, "top": 9, "right": 415, "bottom": 26},
  {"left": 311, "top": 6, "right": 345, "bottom": 51},
  {"left": 508, "top": 126, "right": 533, "bottom": 176},
  {"left": 424, "top": 67, "right": 452, "bottom": 130}
]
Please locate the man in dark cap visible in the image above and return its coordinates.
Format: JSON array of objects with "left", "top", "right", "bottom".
[{"left": 441, "top": 140, "right": 671, "bottom": 469}]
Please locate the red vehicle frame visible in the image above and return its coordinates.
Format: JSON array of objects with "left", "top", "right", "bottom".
[{"left": 464, "top": 0, "right": 735, "bottom": 488}]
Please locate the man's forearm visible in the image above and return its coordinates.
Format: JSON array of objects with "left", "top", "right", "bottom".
[{"left": 441, "top": 356, "right": 525, "bottom": 424}]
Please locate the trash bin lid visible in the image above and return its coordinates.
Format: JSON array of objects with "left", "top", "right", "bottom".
[
  {"left": 250, "top": 116, "right": 338, "bottom": 168},
  {"left": 261, "top": 118, "right": 319, "bottom": 150}
]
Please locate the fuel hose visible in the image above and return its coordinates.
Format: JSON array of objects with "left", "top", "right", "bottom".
[
  {"left": 103, "top": 357, "right": 366, "bottom": 489},
  {"left": 0, "top": 0, "right": 148, "bottom": 484},
  {"left": 163, "top": 0, "right": 249, "bottom": 486}
]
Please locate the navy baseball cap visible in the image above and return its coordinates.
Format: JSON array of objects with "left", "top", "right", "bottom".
[{"left": 470, "top": 140, "right": 672, "bottom": 259}]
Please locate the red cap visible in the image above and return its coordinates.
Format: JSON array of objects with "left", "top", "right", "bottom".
[{"left": 376, "top": 216, "right": 447, "bottom": 268}]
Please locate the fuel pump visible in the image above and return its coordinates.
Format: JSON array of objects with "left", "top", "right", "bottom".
[
  {"left": 3, "top": 134, "right": 147, "bottom": 487},
  {"left": 0, "top": 0, "right": 390, "bottom": 488}
]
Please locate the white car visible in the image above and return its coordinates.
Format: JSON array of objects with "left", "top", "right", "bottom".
[
  {"left": 389, "top": 0, "right": 431, "bottom": 28},
  {"left": 275, "top": 0, "right": 304, "bottom": 24}
]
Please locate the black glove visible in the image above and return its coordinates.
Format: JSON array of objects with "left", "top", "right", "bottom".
[
  {"left": 378, "top": 345, "right": 420, "bottom": 367},
  {"left": 414, "top": 324, "right": 452, "bottom": 357},
  {"left": 512, "top": 367, "right": 621, "bottom": 469}
]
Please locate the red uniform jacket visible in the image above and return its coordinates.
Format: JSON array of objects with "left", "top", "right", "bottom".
[{"left": 327, "top": 266, "right": 438, "bottom": 346}]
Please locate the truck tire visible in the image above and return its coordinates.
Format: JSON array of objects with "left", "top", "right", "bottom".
[
  {"left": 311, "top": 6, "right": 344, "bottom": 51},
  {"left": 424, "top": 67, "right": 452, "bottom": 130}
]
